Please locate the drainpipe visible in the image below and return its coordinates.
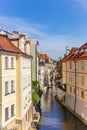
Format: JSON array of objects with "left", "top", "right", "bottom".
[{"left": 74, "top": 59, "right": 77, "bottom": 112}]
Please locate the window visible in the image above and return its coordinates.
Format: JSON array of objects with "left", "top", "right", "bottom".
[
  {"left": 5, "top": 81, "right": 9, "bottom": 95},
  {"left": 69, "top": 76, "right": 72, "bottom": 83},
  {"left": 73, "top": 75, "right": 79, "bottom": 84},
  {"left": 81, "top": 76, "right": 84, "bottom": 86},
  {"left": 11, "top": 57, "right": 14, "bottom": 68},
  {"left": 70, "top": 62, "right": 72, "bottom": 70},
  {"left": 81, "top": 61, "right": 84, "bottom": 71},
  {"left": 11, "top": 80, "right": 15, "bottom": 93},
  {"left": 81, "top": 91, "right": 84, "bottom": 98},
  {"left": 11, "top": 104, "right": 14, "bottom": 117},
  {"left": 73, "top": 88, "right": 76, "bottom": 95},
  {"left": 70, "top": 86, "right": 72, "bottom": 93},
  {"left": 5, "top": 107, "right": 9, "bottom": 121},
  {"left": 73, "top": 62, "right": 75, "bottom": 70},
  {"left": 76, "top": 62, "right": 79, "bottom": 70},
  {"left": 5, "top": 57, "right": 8, "bottom": 69},
  {"left": 76, "top": 75, "right": 79, "bottom": 84},
  {"left": 73, "top": 75, "right": 75, "bottom": 84},
  {"left": 76, "top": 89, "right": 79, "bottom": 96}
]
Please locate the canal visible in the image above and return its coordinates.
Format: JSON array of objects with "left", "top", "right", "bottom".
[{"left": 39, "top": 86, "right": 87, "bottom": 130}]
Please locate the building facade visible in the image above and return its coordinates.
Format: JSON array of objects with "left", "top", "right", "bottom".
[
  {"left": 62, "top": 44, "right": 87, "bottom": 122},
  {"left": 38, "top": 53, "right": 56, "bottom": 89},
  {"left": 0, "top": 32, "right": 33, "bottom": 130},
  {"left": 29, "top": 38, "right": 39, "bottom": 82}
]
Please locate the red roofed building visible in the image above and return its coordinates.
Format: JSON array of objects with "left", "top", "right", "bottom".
[
  {"left": 38, "top": 52, "right": 53, "bottom": 64},
  {"left": 57, "top": 43, "right": 87, "bottom": 125},
  {"left": 0, "top": 34, "right": 33, "bottom": 130}
]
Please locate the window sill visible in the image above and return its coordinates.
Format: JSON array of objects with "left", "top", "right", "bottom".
[
  {"left": 5, "top": 118, "right": 9, "bottom": 122},
  {"left": 10, "top": 68, "right": 15, "bottom": 69},
  {"left": 5, "top": 93, "right": 10, "bottom": 96},
  {"left": 23, "top": 67, "right": 26, "bottom": 69},
  {"left": 11, "top": 114, "right": 15, "bottom": 117},
  {"left": 11, "top": 91, "right": 15, "bottom": 94},
  {"left": 4, "top": 68, "right": 9, "bottom": 70}
]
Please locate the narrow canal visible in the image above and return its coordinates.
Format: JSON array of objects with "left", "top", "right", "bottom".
[{"left": 39, "top": 86, "right": 87, "bottom": 130}]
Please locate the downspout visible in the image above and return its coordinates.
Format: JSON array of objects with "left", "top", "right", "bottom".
[{"left": 74, "top": 59, "right": 77, "bottom": 112}]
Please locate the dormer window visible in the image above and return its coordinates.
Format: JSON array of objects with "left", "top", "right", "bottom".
[
  {"left": 80, "top": 49, "right": 84, "bottom": 53},
  {"left": 75, "top": 50, "right": 79, "bottom": 54},
  {"left": 85, "top": 48, "right": 87, "bottom": 52}
]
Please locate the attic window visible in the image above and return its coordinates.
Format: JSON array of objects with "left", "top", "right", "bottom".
[
  {"left": 75, "top": 50, "right": 79, "bottom": 54},
  {"left": 80, "top": 49, "right": 84, "bottom": 53}
]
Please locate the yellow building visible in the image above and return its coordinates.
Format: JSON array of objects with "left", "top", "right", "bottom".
[
  {"left": 0, "top": 33, "right": 33, "bottom": 130},
  {"left": 62, "top": 44, "right": 87, "bottom": 122}
]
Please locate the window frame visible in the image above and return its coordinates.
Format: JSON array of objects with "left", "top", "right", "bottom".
[
  {"left": 11, "top": 80, "right": 15, "bottom": 93},
  {"left": 11, "top": 57, "right": 14, "bottom": 69},
  {"left": 5, "top": 107, "right": 9, "bottom": 121},
  {"left": 5, "top": 57, "right": 8, "bottom": 69},
  {"left": 11, "top": 104, "right": 15, "bottom": 117},
  {"left": 5, "top": 81, "right": 9, "bottom": 95}
]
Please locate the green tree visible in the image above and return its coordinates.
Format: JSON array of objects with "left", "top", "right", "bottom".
[
  {"left": 32, "top": 91, "right": 40, "bottom": 106},
  {"left": 32, "top": 80, "right": 40, "bottom": 105}
]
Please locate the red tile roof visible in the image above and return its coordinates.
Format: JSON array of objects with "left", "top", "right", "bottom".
[
  {"left": 62, "top": 43, "right": 87, "bottom": 62},
  {"left": 0, "top": 36, "right": 22, "bottom": 53},
  {"left": 38, "top": 53, "right": 52, "bottom": 60},
  {"left": 62, "top": 47, "right": 79, "bottom": 61},
  {"left": 69, "top": 47, "right": 79, "bottom": 54},
  {"left": 80, "top": 52, "right": 87, "bottom": 58},
  {"left": 80, "top": 42, "right": 87, "bottom": 49}
]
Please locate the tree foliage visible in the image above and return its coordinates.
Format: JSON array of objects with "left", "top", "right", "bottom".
[
  {"left": 32, "top": 91, "right": 40, "bottom": 105},
  {"left": 32, "top": 80, "right": 39, "bottom": 91},
  {"left": 32, "top": 80, "right": 40, "bottom": 105}
]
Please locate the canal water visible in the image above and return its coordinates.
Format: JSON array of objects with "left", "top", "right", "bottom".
[{"left": 39, "top": 86, "right": 87, "bottom": 130}]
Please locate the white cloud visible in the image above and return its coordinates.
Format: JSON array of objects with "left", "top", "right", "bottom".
[
  {"left": 38, "top": 34, "right": 87, "bottom": 60},
  {"left": 0, "top": 16, "right": 47, "bottom": 37},
  {"left": 0, "top": 15, "right": 87, "bottom": 60}
]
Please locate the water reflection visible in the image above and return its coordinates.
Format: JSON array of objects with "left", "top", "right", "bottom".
[
  {"left": 40, "top": 86, "right": 87, "bottom": 130},
  {"left": 41, "top": 88, "right": 53, "bottom": 111}
]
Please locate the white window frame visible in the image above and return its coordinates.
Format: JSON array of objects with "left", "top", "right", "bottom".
[
  {"left": 11, "top": 104, "right": 14, "bottom": 117},
  {"left": 81, "top": 76, "right": 84, "bottom": 86},
  {"left": 5, "top": 81, "right": 9, "bottom": 95},
  {"left": 76, "top": 62, "right": 79, "bottom": 70},
  {"left": 5, "top": 57, "right": 8, "bottom": 69},
  {"left": 5, "top": 107, "right": 9, "bottom": 121},
  {"left": 11, "top": 80, "right": 15, "bottom": 93},
  {"left": 11, "top": 57, "right": 14, "bottom": 68},
  {"left": 81, "top": 61, "right": 84, "bottom": 71}
]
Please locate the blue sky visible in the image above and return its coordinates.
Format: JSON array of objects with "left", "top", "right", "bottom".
[{"left": 0, "top": 0, "right": 87, "bottom": 59}]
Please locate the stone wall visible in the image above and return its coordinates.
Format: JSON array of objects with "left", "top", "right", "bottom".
[
  {"left": 65, "top": 93, "right": 87, "bottom": 121},
  {"left": 65, "top": 94, "right": 75, "bottom": 110},
  {"left": 76, "top": 99, "right": 87, "bottom": 121}
]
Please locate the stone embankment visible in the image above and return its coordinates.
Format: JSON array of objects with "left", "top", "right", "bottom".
[{"left": 55, "top": 95, "right": 87, "bottom": 126}]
